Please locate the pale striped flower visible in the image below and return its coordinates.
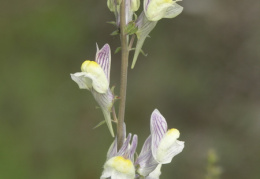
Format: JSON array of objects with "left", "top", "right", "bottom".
[
  {"left": 135, "top": 109, "right": 184, "bottom": 178},
  {"left": 101, "top": 125, "right": 138, "bottom": 179},
  {"left": 71, "top": 44, "right": 115, "bottom": 137}
]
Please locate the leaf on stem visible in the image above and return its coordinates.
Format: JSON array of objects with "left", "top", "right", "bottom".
[{"left": 114, "top": 47, "right": 122, "bottom": 54}]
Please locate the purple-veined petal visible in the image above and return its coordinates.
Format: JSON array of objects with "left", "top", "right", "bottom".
[
  {"left": 150, "top": 109, "right": 168, "bottom": 160},
  {"left": 144, "top": 0, "right": 151, "bottom": 12},
  {"left": 92, "top": 89, "right": 115, "bottom": 137},
  {"left": 129, "top": 134, "right": 138, "bottom": 162},
  {"left": 145, "top": 164, "right": 162, "bottom": 179},
  {"left": 117, "top": 133, "right": 132, "bottom": 156},
  {"left": 131, "top": 12, "right": 157, "bottom": 68},
  {"left": 136, "top": 136, "right": 158, "bottom": 177},
  {"left": 107, "top": 137, "right": 118, "bottom": 160},
  {"left": 163, "top": 3, "right": 183, "bottom": 19},
  {"left": 95, "top": 44, "right": 111, "bottom": 83},
  {"left": 125, "top": 0, "right": 133, "bottom": 24},
  {"left": 135, "top": 135, "right": 152, "bottom": 165}
]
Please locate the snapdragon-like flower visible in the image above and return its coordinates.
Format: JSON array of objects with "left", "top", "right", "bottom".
[
  {"left": 136, "top": 109, "right": 184, "bottom": 178},
  {"left": 101, "top": 126, "right": 138, "bottom": 179},
  {"left": 131, "top": 0, "right": 183, "bottom": 68},
  {"left": 71, "top": 44, "right": 115, "bottom": 137},
  {"left": 150, "top": 109, "right": 184, "bottom": 164}
]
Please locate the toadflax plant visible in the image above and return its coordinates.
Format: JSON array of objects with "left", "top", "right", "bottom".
[{"left": 71, "top": 0, "right": 184, "bottom": 178}]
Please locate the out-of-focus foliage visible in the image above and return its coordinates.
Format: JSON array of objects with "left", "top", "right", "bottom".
[
  {"left": 205, "top": 149, "right": 222, "bottom": 179},
  {"left": 0, "top": 0, "right": 260, "bottom": 179}
]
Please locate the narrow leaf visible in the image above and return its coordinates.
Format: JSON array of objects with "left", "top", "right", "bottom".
[
  {"left": 93, "top": 120, "right": 106, "bottom": 129},
  {"left": 114, "top": 47, "right": 122, "bottom": 54},
  {"left": 106, "top": 21, "right": 117, "bottom": 26},
  {"left": 110, "top": 30, "right": 119, "bottom": 36}
]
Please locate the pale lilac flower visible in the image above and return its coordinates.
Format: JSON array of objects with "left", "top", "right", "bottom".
[
  {"left": 71, "top": 44, "right": 115, "bottom": 137},
  {"left": 150, "top": 109, "right": 184, "bottom": 164},
  {"left": 101, "top": 126, "right": 138, "bottom": 179},
  {"left": 131, "top": 0, "right": 183, "bottom": 68},
  {"left": 136, "top": 109, "right": 184, "bottom": 178}
]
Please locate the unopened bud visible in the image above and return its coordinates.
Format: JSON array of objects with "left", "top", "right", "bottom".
[
  {"left": 131, "top": 0, "right": 140, "bottom": 12},
  {"left": 107, "top": 0, "right": 116, "bottom": 12}
]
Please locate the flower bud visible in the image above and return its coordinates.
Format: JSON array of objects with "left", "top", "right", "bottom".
[
  {"left": 107, "top": 0, "right": 116, "bottom": 12},
  {"left": 131, "top": 0, "right": 140, "bottom": 12}
]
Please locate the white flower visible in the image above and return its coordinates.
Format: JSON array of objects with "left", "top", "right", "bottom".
[
  {"left": 101, "top": 126, "right": 138, "bottom": 179},
  {"left": 102, "top": 156, "right": 135, "bottom": 179},
  {"left": 135, "top": 109, "right": 184, "bottom": 178},
  {"left": 150, "top": 109, "right": 184, "bottom": 164},
  {"left": 71, "top": 44, "right": 115, "bottom": 137}
]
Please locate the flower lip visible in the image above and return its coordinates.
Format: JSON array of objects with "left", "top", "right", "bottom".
[
  {"left": 110, "top": 156, "right": 135, "bottom": 174},
  {"left": 81, "top": 60, "right": 99, "bottom": 72},
  {"left": 102, "top": 130, "right": 138, "bottom": 179}
]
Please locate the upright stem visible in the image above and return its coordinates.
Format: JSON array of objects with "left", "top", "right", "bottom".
[{"left": 117, "top": 0, "right": 129, "bottom": 150}]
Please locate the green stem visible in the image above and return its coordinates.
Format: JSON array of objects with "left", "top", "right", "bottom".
[{"left": 117, "top": 0, "right": 129, "bottom": 150}]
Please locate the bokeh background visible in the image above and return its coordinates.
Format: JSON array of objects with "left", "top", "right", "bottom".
[{"left": 1, "top": 0, "right": 260, "bottom": 178}]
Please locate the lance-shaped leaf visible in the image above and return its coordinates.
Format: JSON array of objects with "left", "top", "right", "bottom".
[
  {"left": 131, "top": 12, "right": 157, "bottom": 68},
  {"left": 92, "top": 89, "right": 114, "bottom": 137},
  {"left": 131, "top": 1, "right": 183, "bottom": 68}
]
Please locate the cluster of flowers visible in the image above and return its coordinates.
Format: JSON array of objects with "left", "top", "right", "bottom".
[
  {"left": 107, "top": 0, "right": 183, "bottom": 68},
  {"left": 101, "top": 109, "right": 184, "bottom": 179},
  {"left": 71, "top": 44, "right": 184, "bottom": 179}
]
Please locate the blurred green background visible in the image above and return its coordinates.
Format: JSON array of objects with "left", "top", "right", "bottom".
[{"left": 1, "top": 0, "right": 260, "bottom": 178}]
